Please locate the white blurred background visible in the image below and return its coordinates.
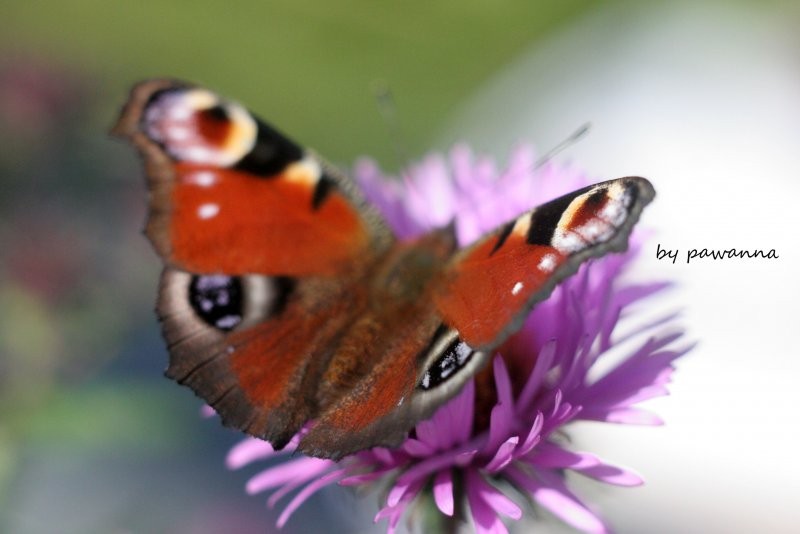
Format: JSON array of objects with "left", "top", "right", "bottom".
[{"left": 445, "top": 2, "right": 800, "bottom": 532}]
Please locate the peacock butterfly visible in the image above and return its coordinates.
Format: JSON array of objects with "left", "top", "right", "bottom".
[{"left": 113, "top": 80, "right": 655, "bottom": 459}]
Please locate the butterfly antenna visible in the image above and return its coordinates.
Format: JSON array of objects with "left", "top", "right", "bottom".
[
  {"left": 533, "top": 122, "right": 591, "bottom": 169},
  {"left": 491, "top": 122, "right": 592, "bottom": 193},
  {"left": 371, "top": 79, "right": 410, "bottom": 173},
  {"left": 456, "top": 122, "right": 592, "bottom": 223},
  {"left": 371, "top": 80, "right": 440, "bottom": 227}
]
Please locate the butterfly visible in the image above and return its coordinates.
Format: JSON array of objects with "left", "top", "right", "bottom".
[{"left": 113, "top": 80, "right": 655, "bottom": 460}]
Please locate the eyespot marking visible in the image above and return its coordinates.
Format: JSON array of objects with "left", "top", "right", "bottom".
[
  {"left": 418, "top": 331, "right": 475, "bottom": 390},
  {"left": 186, "top": 274, "right": 295, "bottom": 333},
  {"left": 143, "top": 88, "right": 257, "bottom": 167},
  {"left": 189, "top": 275, "right": 243, "bottom": 332}
]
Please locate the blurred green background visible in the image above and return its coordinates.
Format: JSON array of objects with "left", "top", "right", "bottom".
[{"left": 3, "top": 1, "right": 800, "bottom": 533}]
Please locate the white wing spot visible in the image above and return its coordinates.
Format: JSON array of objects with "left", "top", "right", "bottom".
[
  {"left": 538, "top": 253, "right": 558, "bottom": 272},
  {"left": 187, "top": 171, "right": 217, "bottom": 187},
  {"left": 511, "top": 281, "right": 524, "bottom": 295},
  {"left": 553, "top": 231, "right": 585, "bottom": 254},
  {"left": 198, "top": 203, "right": 220, "bottom": 219},
  {"left": 600, "top": 201, "right": 626, "bottom": 225},
  {"left": 577, "top": 220, "right": 613, "bottom": 241}
]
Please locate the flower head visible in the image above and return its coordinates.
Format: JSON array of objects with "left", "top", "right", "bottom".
[{"left": 224, "top": 144, "right": 690, "bottom": 533}]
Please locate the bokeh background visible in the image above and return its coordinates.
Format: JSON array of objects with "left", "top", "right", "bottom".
[{"left": 2, "top": 1, "right": 799, "bottom": 532}]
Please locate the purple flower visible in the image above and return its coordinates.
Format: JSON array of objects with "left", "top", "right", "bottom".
[{"left": 224, "top": 144, "right": 691, "bottom": 533}]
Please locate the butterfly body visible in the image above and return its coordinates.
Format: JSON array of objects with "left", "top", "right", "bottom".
[{"left": 115, "top": 80, "right": 655, "bottom": 459}]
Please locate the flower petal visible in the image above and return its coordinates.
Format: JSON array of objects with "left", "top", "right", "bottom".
[
  {"left": 403, "top": 437, "right": 435, "bottom": 457},
  {"left": 375, "top": 478, "right": 426, "bottom": 532},
  {"left": 466, "top": 474, "right": 510, "bottom": 534},
  {"left": 530, "top": 443, "right": 600, "bottom": 470},
  {"left": 446, "top": 379, "right": 476, "bottom": 446},
  {"left": 433, "top": 469, "right": 454, "bottom": 516},
  {"left": 276, "top": 468, "right": 346, "bottom": 528},
  {"left": 484, "top": 436, "right": 519, "bottom": 473},
  {"left": 467, "top": 470, "right": 523, "bottom": 520},
  {"left": 339, "top": 467, "right": 396, "bottom": 486},
  {"left": 516, "top": 340, "right": 556, "bottom": 413},
  {"left": 575, "top": 462, "right": 644, "bottom": 487},
  {"left": 368, "top": 446, "right": 399, "bottom": 466},
  {"left": 485, "top": 356, "right": 515, "bottom": 453},
  {"left": 393, "top": 444, "right": 478, "bottom": 494},
  {"left": 405, "top": 154, "right": 455, "bottom": 228},
  {"left": 506, "top": 466, "right": 608, "bottom": 534},
  {"left": 226, "top": 437, "right": 276, "bottom": 469},
  {"left": 246, "top": 458, "right": 333, "bottom": 495},
  {"left": 267, "top": 477, "right": 306, "bottom": 509},
  {"left": 517, "top": 412, "right": 544, "bottom": 456}
]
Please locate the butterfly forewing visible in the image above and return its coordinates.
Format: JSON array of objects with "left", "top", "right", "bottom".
[
  {"left": 433, "top": 177, "right": 655, "bottom": 349},
  {"left": 113, "top": 80, "right": 392, "bottom": 276}
]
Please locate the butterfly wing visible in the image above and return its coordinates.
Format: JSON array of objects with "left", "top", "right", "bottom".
[
  {"left": 433, "top": 177, "right": 655, "bottom": 349},
  {"left": 113, "top": 80, "right": 392, "bottom": 448},
  {"left": 158, "top": 268, "right": 366, "bottom": 448},
  {"left": 113, "top": 79, "right": 392, "bottom": 276}
]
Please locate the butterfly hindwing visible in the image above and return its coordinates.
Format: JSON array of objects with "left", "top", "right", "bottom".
[
  {"left": 298, "top": 315, "right": 489, "bottom": 458},
  {"left": 158, "top": 266, "right": 379, "bottom": 448}
]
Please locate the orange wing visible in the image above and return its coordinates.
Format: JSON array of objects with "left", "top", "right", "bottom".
[
  {"left": 434, "top": 177, "right": 655, "bottom": 349},
  {"left": 157, "top": 268, "right": 367, "bottom": 449},
  {"left": 112, "top": 80, "right": 391, "bottom": 276}
]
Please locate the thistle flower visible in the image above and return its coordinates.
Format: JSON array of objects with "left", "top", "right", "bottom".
[{"left": 224, "top": 144, "right": 690, "bottom": 533}]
